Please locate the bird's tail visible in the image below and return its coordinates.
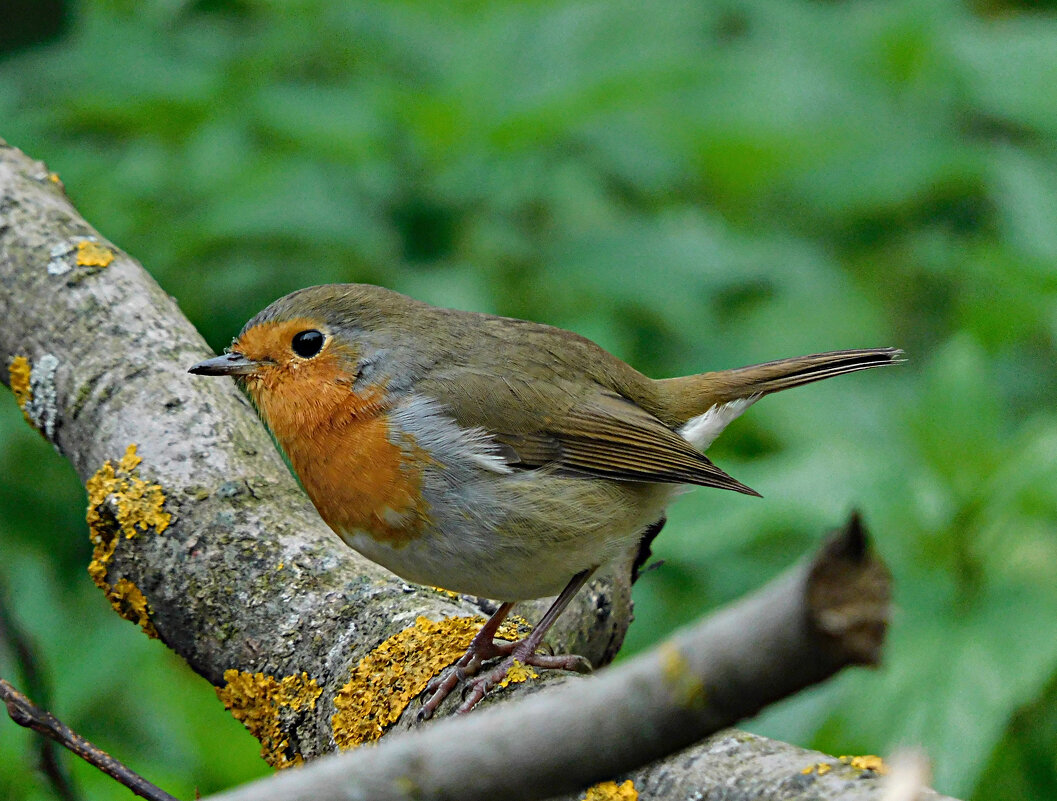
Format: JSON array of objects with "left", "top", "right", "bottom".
[{"left": 655, "top": 347, "right": 904, "bottom": 427}]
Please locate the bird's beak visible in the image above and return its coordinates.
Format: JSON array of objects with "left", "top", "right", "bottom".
[{"left": 188, "top": 352, "right": 261, "bottom": 377}]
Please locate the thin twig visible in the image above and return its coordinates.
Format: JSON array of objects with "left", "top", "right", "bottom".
[
  {"left": 0, "top": 679, "right": 182, "bottom": 801},
  {"left": 0, "top": 574, "right": 81, "bottom": 801}
]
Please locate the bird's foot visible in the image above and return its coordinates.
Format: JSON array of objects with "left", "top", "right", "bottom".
[
  {"left": 455, "top": 649, "right": 592, "bottom": 714},
  {"left": 418, "top": 572, "right": 596, "bottom": 720},
  {"left": 418, "top": 634, "right": 515, "bottom": 721},
  {"left": 418, "top": 641, "right": 591, "bottom": 720}
]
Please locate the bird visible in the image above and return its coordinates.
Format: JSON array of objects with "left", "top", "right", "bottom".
[{"left": 189, "top": 283, "right": 901, "bottom": 717}]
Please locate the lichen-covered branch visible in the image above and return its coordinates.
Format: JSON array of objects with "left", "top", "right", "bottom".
[{"left": 0, "top": 137, "right": 631, "bottom": 766}]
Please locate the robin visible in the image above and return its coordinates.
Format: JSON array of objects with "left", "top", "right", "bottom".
[{"left": 189, "top": 283, "right": 901, "bottom": 716}]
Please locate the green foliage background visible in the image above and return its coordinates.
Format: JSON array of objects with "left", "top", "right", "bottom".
[{"left": 1, "top": 1, "right": 1056, "bottom": 798}]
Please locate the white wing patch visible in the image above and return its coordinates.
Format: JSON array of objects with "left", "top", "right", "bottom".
[
  {"left": 461, "top": 434, "right": 515, "bottom": 474},
  {"left": 389, "top": 394, "right": 513, "bottom": 476},
  {"left": 678, "top": 396, "right": 759, "bottom": 451}
]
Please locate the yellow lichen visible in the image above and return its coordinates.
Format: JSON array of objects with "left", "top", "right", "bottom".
[
  {"left": 217, "top": 670, "right": 322, "bottom": 768},
  {"left": 801, "top": 762, "right": 833, "bottom": 776},
  {"left": 583, "top": 779, "right": 639, "bottom": 800},
  {"left": 8, "top": 356, "right": 33, "bottom": 426},
  {"left": 502, "top": 613, "right": 532, "bottom": 636},
  {"left": 85, "top": 445, "right": 171, "bottom": 636},
  {"left": 76, "top": 240, "right": 114, "bottom": 268},
  {"left": 658, "top": 643, "right": 706, "bottom": 709},
  {"left": 48, "top": 172, "right": 61, "bottom": 184},
  {"left": 107, "top": 578, "right": 158, "bottom": 638},
  {"left": 86, "top": 444, "right": 171, "bottom": 544},
  {"left": 429, "top": 586, "right": 461, "bottom": 599},
  {"left": 840, "top": 754, "right": 888, "bottom": 774},
  {"left": 497, "top": 660, "right": 538, "bottom": 688},
  {"left": 332, "top": 615, "right": 523, "bottom": 748}
]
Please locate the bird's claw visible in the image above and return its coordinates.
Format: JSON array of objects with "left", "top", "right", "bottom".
[
  {"left": 423, "top": 649, "right": 595, "bottom": 718},
  {"left": 418, "top": 669, "right": 460, "bottom": 721},
  {"left": 525, "top": 652, "right": 592, "bottom": 674}
]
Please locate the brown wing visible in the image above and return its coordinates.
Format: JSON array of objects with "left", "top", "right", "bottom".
[{"left": 415, "top": 372, "right": 758, "bottom": 496}]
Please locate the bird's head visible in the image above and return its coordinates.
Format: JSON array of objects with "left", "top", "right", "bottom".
[{"left": 188, "top": 283, "right": 425, "bottom": 427}]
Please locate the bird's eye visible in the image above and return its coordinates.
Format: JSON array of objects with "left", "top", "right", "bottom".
[{"left": 291, "top": 329, "right": 325, "bottom": 358}]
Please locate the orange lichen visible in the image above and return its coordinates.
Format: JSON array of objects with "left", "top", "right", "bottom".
[
  {"left": 107, "top": 578, "right": 158, "bottom": 638},
  {"left": 840, "top": 754, "right": 888, "bottom": 774},
  {"left": 332, "top": 615, "right": 524, "bottom": 748},
  {"left": 86, "top": 445, "right": 171, "bottom": 542},
  {"left": 801, "top": 762, "right": 833, "bottom": 776},
  {"left": 8, "top": 356, "right": 33, "bottom": 426},
  {"left": 85, "top": 445, "right": 171, "bottom": 638},
  {"left": 217, "top": 670, "right": 322, "bottom": 768},
  {"left": 658, "top": 643, "right": 706, "bottom": 709},
  {"left": 9, "top": 353, "right": 59, "bottom": 440},
  {"left": 76, "top": 240, "right": 114, "bottom": 268},
  {"left": 583, "top": 780, "right": 639, "bottom": 800},
  {"left": 497, "top": 660, "right": 538, "bottom": 688},
  {"left": 503, "top": 614, "right": 532, "bottom": 635}
]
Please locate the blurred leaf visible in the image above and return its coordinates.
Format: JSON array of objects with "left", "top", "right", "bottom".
[
  {"left": 990, "top": 146, "right": 1057, "bottom": 264},
  {"left": 954, "top": 18, "right": 1057, "bottom": 137}
]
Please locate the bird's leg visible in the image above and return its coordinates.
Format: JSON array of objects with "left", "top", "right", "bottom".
[
  {"left": 455, "top": 568, "right": 595, "bottom": 714},
  {"left": 418, "top": 601, "right": 515, "bottom": 720},
  {"left": 418, "top": 570, "right": 596, "bottom": 720}
]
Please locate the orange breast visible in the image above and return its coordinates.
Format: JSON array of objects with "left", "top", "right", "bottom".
[
  {"left": 283, "top": 413, "right": 431, "bottom": 548},
  {"left": 238, "top": 324, "right": 430, "bottom": 547}
]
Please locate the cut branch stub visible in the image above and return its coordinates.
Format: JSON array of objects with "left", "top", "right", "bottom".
[{"left": 807, "top": 511, "right": 891, "bottom": 666}]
